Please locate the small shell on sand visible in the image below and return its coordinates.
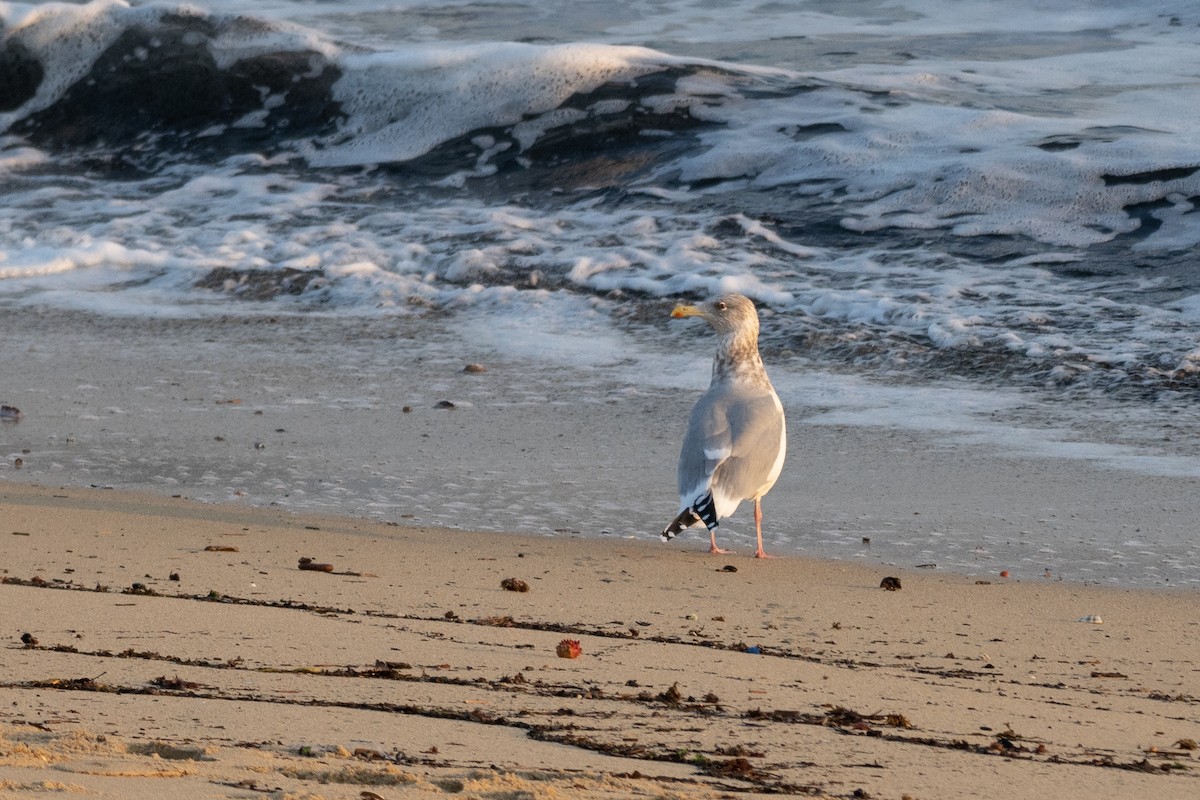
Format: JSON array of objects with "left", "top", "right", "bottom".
[
  {"left": 556, "top": 639, "right": 582, "bottom": 659},
  {"left": 299, "top": 557, "right": 335, "bottom": 572}
]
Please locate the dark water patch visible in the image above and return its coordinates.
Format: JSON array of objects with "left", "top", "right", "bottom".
[
  {"left": 1035, "top": 125, "right": 1167, "bottom": 152},
  {"left": 1034, "top": 137, "right": 1081, "bottom": 152},
  {"left": 1102, "top": 165, "right": 1199, "bottom": 186},
  {"left": 196, "top": 267, "right": 328, "bottom": 301},
  {"left": 782, "top": 121, "right": 848, "bottom": 140},
  {"left": 0, "top": 38, "right": 42, "bottom": 112},
  {"left": 1117, "top": 199, "right": 1173, "bottom": 241},
  {"left": 11, "top": 16, "right": 343, "bottom": 162}
]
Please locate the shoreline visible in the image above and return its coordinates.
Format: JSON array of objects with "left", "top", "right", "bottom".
[
  {"left": 2, "top": 308, "right": 1199, "bottom": 589},
  {"left": 2, "top": 479, "right": 1197, "bottom": 798}
]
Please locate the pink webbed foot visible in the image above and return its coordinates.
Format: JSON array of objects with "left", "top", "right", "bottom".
[{"left": 708, "top": 530, "right": 732, "bottom": 555}]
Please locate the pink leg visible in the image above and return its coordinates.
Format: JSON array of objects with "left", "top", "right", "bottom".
[
  {"left": 708, "top": 527, "right": 732, "bottom": 555},
  {"left": 753, "top": 498, "right": 771, "bottom": 559}
]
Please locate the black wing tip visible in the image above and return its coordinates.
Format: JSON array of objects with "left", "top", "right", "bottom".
[
  {"left": 694, "top": 491, "right": 718, "bottom": 530},
  {"left": 661, "top": 508, "right": 699, "bottom": 541},
  {"left": 661, "top": 494, "right": 720, "bottom": 543}
]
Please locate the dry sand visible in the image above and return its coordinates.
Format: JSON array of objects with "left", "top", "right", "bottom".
[{"left": 2, "top": 480, "right": 1198, "bottom": 799}]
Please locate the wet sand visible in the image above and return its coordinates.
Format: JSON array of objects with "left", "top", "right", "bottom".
[{"left": 4, "top": 308, "right": 1200, "bottom": 586}]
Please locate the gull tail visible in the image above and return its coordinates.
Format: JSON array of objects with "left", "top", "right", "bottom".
[{"left": 660, "top": 491, "right": 718, "bottom": 542}]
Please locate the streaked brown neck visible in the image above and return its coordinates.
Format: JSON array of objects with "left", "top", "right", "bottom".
[{"left": 712, "top": 324, "right": 770, "bottom": 388}]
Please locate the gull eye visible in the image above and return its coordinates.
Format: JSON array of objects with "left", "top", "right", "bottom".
[{"left": 715, "top": 301, "right": 727, "bottom": 311}]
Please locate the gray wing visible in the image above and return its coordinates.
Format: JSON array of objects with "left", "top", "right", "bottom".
[
  {"left": 711, "top": 391, "right": 785, "bottom": 500},
  {"left": 677, "top": 384, "right": 783, "bottom": 506},
  {"left": 677, "top": 388, "right": 733, "bottom": 505}
]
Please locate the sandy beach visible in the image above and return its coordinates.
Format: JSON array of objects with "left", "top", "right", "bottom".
[
  {"left": 2, "top": 480, "right": 1197, "bottom": 799},
  {"left": 2, "top": 310, "right": 1200, "bottom": 798}
]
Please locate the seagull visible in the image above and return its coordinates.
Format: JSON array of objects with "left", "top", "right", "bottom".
[{"left": 661, "top": 293, "right": 786, "bottom": 558}]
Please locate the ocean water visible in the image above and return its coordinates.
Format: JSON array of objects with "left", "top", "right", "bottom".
[{"left": 3, "top": 0, "right": 1200, "bottom": 585}]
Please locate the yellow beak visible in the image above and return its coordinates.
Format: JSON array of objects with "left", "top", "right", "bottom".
[{"left": 671, "top": 304, "right": 703, "bottom": 319}]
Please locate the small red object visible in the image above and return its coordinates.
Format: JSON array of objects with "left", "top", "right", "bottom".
[
  {"left": 556, "top": 639, "right": 582, "bottom": 659},
  {"left": 1000, "top": 570, "right": 1009, "bottom": 578}
]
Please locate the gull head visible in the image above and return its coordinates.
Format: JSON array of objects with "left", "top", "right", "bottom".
[{"left": 670, "top": 293, "right": 760, "bottom": 338}]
